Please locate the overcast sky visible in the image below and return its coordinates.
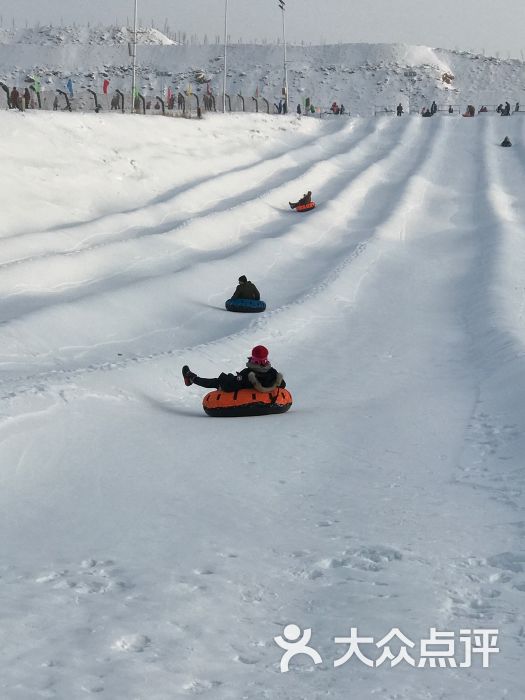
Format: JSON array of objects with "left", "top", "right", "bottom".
[{"left": 1, "top": 0, "right": 525, "bottom": 59}]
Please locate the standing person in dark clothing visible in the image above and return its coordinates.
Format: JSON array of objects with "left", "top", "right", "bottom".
[
  {"left": 24, "top": 88, "right": 31, "bottom": 109},
  {"left": 431, "top": 100, "right": 437, "bottom": 114},
  {"left": 182, "top": 345, "right": 285, "bottom": 393},
  {"left": 289, "top": 191, "right": 312, "bottom": 209},
  {"left": 397, "top": 103, "right": 403, "bottom": 116},
  {"left": 231, "top": 275, "right": 260, "bottom": 300},
  {"left": 296, "top": 103, "right": 301, "bottom": 115},
  {"left": 10, "top": 87, "right": 19, "bottom": 109}
]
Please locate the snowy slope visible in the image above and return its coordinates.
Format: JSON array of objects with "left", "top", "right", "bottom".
[
  {"left": 1, "top": 109, "right": 525, "bottom": 699},
  {"left": 0, "top": 29, "right": 524, "bottom": 115}
]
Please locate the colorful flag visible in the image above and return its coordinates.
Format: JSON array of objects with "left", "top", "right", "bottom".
[
  {"left": 103, "top": 79, "right": 110, "bottom": 95},
  {"left": 31, "top": 76, "right": 41, "bottom": 94},
  {"left": 66, "top": 78, "right": 74, "bottom": 97}
]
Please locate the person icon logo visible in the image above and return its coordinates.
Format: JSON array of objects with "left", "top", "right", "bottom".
[{"left": 274, "top": 623, "right": 323, "bottom": 672}]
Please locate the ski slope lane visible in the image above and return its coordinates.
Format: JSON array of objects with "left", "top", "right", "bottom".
[
  {"left": 0, "top": 116, "right": 399, "bottom": 376},
  {"left": 0, "top": 113, "right": 524, "bottom": 700}
]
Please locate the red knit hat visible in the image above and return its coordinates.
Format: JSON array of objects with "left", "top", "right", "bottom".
[{"left": 249, "top": 345, "right": 269, "bottom": 366}]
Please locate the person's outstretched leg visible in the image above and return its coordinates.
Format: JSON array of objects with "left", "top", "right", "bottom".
[{"left": 182, "top": 366, "right": 220, "bottom": 389}]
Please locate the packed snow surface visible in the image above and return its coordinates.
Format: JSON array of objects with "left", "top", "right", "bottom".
[{"left": 1, "top": 108, "right": 525, "bottom": 699}]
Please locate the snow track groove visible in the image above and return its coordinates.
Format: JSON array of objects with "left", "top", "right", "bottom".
[
  {"left": 0, "top": 118, "right": 365, "bottom": 267},
  {"left": 0, "top": 117, "right": 432, "bottom": 386}
]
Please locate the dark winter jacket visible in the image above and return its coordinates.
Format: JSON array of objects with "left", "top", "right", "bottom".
[
  {"left": 217, "top": 363, "right": 285, "bottom": 393},
  {"left": 297, "top": 192, "right": 312, "bottom": 206},
  {"left": 231, "top": 280, "right": 260, "bottom": 300}
]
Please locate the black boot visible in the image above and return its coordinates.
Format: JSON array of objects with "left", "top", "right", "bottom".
[{"left": 182, "top": 365, "right": 196, "bottom": 386}]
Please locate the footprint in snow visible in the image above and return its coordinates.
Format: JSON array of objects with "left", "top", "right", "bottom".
[{"left": 112, "top": 634, "right": 151, "bottom": 652}]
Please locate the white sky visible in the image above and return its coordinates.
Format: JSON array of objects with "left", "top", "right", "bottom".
[{"left": 1, "top": 0, "right": 525, "bottom": 59}]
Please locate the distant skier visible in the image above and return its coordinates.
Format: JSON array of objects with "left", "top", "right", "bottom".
[
  {"left": 448, "top": 105, "right": 454, "bottom": 114},
  {"left": 515, "top": 102, "right": 520, "bottom": 112},
  {"left": 231, "top": 275, "right": 260, "bottom": 301},
  {"left": 182, "top": 345, "right": 286, "bottom": 393},
  {"left": 297, "top": 103, "right": 301, "bottom": 115},
  {"left": 396, "top": 103, "right": 403, "bottom": 116},
  {"left": 500, "top": 136, "right": 512, "bottom": 147},
  {"left": 431, "top": 100, "right": 437, "bottom": 114},
  {"left": 289, "top": 191, "right": 312, "bottom": 209}
]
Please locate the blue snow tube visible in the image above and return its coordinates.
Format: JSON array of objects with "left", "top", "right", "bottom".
[{"left": 225, "top": 298, "right": 267, "bottom": 313}]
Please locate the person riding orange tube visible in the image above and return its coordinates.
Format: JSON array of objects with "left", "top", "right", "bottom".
[
  {"left": 182, "top": 345, "right": 286, "bottom": 393},
  {"left": 289, "top": 191, "right": 312, "bottom": 209}
]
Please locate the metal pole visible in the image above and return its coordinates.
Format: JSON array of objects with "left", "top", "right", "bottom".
[
  {"left": 281, "top": 4, "right": 288, "bottom": 112},
  {"left": 131, "top": 0, "right": 138, "bottom": 113},
  {"left": 223, "top": 0, "right": 228, "bottom": 113}
]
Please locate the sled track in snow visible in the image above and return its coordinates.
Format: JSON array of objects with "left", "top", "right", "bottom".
[
  {"left": 2, "top": 116, "right": 525, "bottom": 408},
  {"left": 0, "top": 118, "right": 364, "bottom": 267},
  {"left": 0, "top": 116, "right": 447, "bottom": 397}
]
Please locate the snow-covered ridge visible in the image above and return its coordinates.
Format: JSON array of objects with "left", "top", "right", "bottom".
[
  {"left": 0, "top": 25, "right": 175, "bottom": 46},
  {"left": 0, "top": 30, "right": 523, "bottom": 115}
]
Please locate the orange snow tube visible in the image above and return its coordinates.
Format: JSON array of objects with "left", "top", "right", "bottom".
[
  {"left": 295, "top": 201, "right": 316, "bottom": 212},
  {"left": 203, "top": 388, "right": 293, "bottom": 417}
]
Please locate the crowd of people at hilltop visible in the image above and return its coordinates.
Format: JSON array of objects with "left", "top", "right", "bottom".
[
  {"left": 394, "top": 99, "right": 521, "bottom": 118},
  {"left": 3, "top": 81, "right": 523, "bottom": 122}
]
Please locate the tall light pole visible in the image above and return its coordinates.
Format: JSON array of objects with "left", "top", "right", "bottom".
[
  {"left": 222, "top": 0, "right": 228, "bottom": 113},
  {"left": 278, "top": 0, "right": 288, "bottom": 113},
  {"left": 131, "top": 0, "right": 138, "bottom": 113}
]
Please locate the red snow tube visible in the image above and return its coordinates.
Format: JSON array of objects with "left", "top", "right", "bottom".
[
  {"left": 295, "top": 202, "right": 316, "bottom": 212},
  {"left": 203, "top": 388, "right": 293, "bottom": 417}
]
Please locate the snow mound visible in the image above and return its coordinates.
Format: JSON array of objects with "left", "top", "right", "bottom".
[{"left": 0, "top": 25, "right": 175, "bottom": 47}]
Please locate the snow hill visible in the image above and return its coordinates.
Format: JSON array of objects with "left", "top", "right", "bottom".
[
  {"left": 0, "top": 27, "right": 524, "bottom": 114},
  {"left": 1, "top": 102, "right": 525, "bottom": 698}
]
